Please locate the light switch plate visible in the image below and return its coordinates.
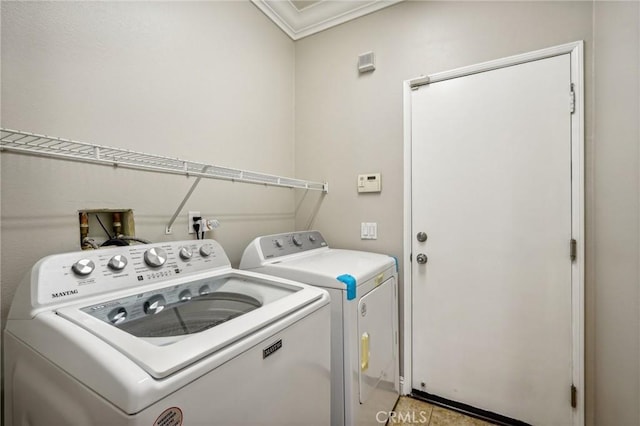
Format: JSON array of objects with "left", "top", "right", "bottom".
[{"left": 361, "top": 222, "right": 377, "bottom": 240}]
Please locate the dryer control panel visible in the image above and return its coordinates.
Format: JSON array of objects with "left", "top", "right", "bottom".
[
  {"left": 257, "top": 231, "right": 328, "bottom": 260},
  {"left": 23, "top": 240, "right": 231, "bottom": 312}
]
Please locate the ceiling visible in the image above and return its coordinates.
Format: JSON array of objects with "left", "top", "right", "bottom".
[{"left": 252, "top": 0, "right": 403, "bottom": 40}]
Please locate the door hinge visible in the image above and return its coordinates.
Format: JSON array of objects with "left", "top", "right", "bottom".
[
  {"left": 570, "top": 239, "right": 577, "bottom": 262},
  {"left": 571, "top": 384, "right": 577, "bottom": 408},
  {"left": 569, "top": 83, "right": 576, "bottom": 114},
  {"left": 409, "top": 253, "right": 413, "bottom": 262}
]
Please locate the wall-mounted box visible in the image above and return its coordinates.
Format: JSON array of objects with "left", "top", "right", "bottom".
[
  {"left": 357, "top": 173, "right": 382, "bottom": 193},
  {"left": 78, "top": 209, "right": 135, "bottom": 249},
  {"left": 358, "top": 51, "right": 375, "bottom": 73}
]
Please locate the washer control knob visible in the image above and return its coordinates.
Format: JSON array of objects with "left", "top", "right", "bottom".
[
  {"left": 143, "top": 295, "right": 166, "bottom": 315},
  {"left": 179, "top": 290, "right": 192, "bottom": 301},
  {"left": 144, "top": 247, "right": 167, "bottom": 268},
  {"left": 108, "top": 307, "right": 128, "bottom": 324},
  {"left": 308, "top": 234, "right": 316, "bottom": 243},
  {"left": 292, "top": 235, "right": 303, "bottom": 247},
  {"left": 274, "top": 239, "right": 284, "bottom": 248},
  {"left": 199, "top": 245, "right": 212, "bottom": 257},
  {"left": 107, "top": 254, "right": 128, "bottom": 271},
  {"left": 199, "top": 285, "right": 211, "bottom": 295},
  {"left": 178, "top": 247, "right": 193, "bottom": 260},
  {"left": 72, "top": 259, "right": 95, "bottom": 276}
]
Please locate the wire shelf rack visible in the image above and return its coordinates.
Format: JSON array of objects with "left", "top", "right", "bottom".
[
  {"left": 0, "top": 128, "right": 328, "bottom": 192},
  {"left": 0, "top": 128, "right": 328, "bottom": 234}
]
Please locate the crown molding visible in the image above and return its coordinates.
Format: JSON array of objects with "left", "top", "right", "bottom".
[{"left": 252, "top": 0, "right": 403, "bottom": 40}]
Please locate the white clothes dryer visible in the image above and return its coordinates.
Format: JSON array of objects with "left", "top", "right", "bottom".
[
  {"left": 4, "top": 239, "right": 331, "bottom": 426},
  {"left": 240, "top": 231, "right": 399, "bottom": 426}
]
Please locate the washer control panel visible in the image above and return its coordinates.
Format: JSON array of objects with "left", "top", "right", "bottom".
[
  {"left": 81, "top": 275, "right": 230, "bottom": 326},
  {"left": 34, "top": 240, "right": 229, "bottom": 307},
  {"left": 258, "top": 231, "right": 327, "bottom": 259}
]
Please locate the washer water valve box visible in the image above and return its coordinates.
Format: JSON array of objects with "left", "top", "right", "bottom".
[{"left": 78, "top": 209, "right": 135, "bottom": 249}]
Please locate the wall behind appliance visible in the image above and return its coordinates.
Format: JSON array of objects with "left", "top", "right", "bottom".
[
  {"left": 0, "top": 1, "right": 297, "bottom": 325},
  {"left": 592, "top": 1, "right": 640, "bottom": 424},
  {"left": 294, "top": 1, "right": 639, "bottom": 425}
]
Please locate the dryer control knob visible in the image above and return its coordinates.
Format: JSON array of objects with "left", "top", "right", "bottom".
[
  {"left": 308, "top": 234, "right": 317, "bottom": 243},
  {"left": 108, "top": 254, "right": 128, "bottom": 271},
  {"left": 72, "top": 259, "right": 95, "bottom": 276},
  {"left": 108, "top": 307, "right": 128, "bottom": 324},
  {"left": 199, "top": 285, "right": 211, "bottom": 295},
  {"left": 199, "top": 245, "right": 212, "bottom": 257},
  {"left": 143, "top": 295, "right": 166, "bottom": 315},
  {"left": 292, "top": 235, "right": 303, "bottom": 247},
  {"left": 274, "top": 239, "right": 284, "bottom": 248},
  {"left": 144, "top": 247, "right": 167, "bottom": 268},
  {"left": 178, "top": 247, "right": 193, "bottom": 260}
]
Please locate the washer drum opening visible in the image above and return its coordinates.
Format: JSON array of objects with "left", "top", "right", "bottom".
[{"left": 118, "top": 292, "right": 262, "bottom": 337}]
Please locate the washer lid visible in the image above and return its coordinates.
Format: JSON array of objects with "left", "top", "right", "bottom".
[
  {"left": 56, "top": 270, "right": 326, "bottom": 379},
  {"left": 253, "top": 249, "right": 396, "bottom": 290}
]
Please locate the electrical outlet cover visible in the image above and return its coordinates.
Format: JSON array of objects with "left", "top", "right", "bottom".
[{"left": 188, "top": 211, "right": 200, "bottom": 234}]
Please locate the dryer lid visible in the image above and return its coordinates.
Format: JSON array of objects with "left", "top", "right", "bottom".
[{"left": 251, "top": 249, "right": 396, "bottom": 290}]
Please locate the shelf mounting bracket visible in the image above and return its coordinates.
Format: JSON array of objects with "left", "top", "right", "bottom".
[{"left": 165, "top": 165, "right": 210, "bottom": 234}]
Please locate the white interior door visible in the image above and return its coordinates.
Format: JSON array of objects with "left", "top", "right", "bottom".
[{"left": 410, "top": 54, "right": 575, "bottom": 425}]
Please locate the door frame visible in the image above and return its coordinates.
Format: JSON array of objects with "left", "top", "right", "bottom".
[{"left": 402, "top": 41, "right": 585, "bottom": 425}]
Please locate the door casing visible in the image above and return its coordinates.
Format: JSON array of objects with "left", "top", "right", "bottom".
[{"left": 401, "top": 41, "right": 584, "bottom": 425}]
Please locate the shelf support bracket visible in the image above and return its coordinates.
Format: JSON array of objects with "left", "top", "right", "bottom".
[{"left": 165, "top": 165, "right": 210, "bottom": 234}]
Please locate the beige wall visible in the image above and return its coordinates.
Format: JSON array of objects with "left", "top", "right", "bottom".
[
  {"left": 294, "top": 1, "right": 639, "bottom": 425},
  {"left": 591, "top": 1, "right": 640, "bottom": 424},
  {"left": 1, "top": 1, "right": 297, "bottom": 323}
]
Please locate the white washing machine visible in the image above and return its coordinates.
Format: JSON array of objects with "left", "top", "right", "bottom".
[
  {"left": 240, "top": 231, "right": 399, "bottom": 426},
  {"left": 4, "top": 239, "right": 331, "bottom": 426}
]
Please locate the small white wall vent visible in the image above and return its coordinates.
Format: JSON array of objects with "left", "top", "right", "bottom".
[{"left": 358, "top": 51, "right": 375, "bottom": 73}]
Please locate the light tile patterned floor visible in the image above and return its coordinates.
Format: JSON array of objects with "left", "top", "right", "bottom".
[{"left": 388, "top": 396, "right": 494, "bottom": 426}]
